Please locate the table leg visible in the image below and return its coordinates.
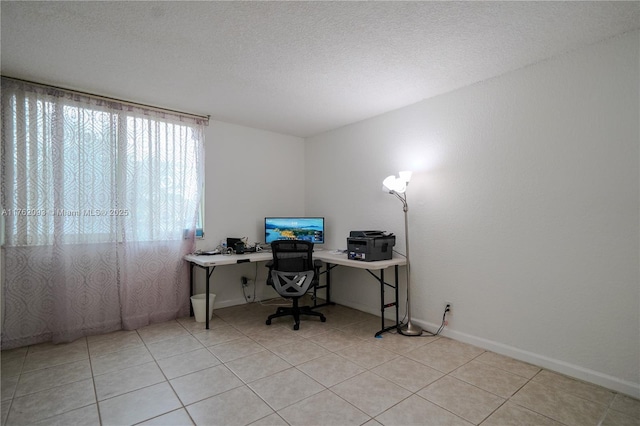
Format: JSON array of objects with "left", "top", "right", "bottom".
[
  {"left": 371, "top": 266, "right": 400, "bottom": 337},
  {"left": 395, "top": 265, "right": 399, "bottom": 330},
  {"left": 379, "top": 268, "right": 385, "bottom": 334},
  {"left": 312, "top": 263, "right": 335, "bottom": 308},
  {"left": 325, "top": 262, "right": 332, "bottom": 304},
  {"left": 190, "top": 263, "right": 194, "bottom": 317},
  {"left": 204, "top": 266, "right": 216, "bottom": 330}
]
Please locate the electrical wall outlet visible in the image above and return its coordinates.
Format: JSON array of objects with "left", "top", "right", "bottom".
[
  {"left": 444, "top": 301, "right": 452, "bottom": 315},
  {"left": 241, "top": 276, "right": 249, "bottom": 286}
]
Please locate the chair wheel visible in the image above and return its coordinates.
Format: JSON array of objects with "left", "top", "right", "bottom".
[
  {"left": 293, "top": 323, "right": 299, "bottom": 330},
  {"left": 320, "top": 316, "right": 326, "bottom": 322},
  {"left": 266, "top": 319, "right": 272, "bottom": 325}
]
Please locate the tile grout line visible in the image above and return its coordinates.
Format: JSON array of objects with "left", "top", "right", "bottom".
[
  {"left": 1, "top": 349, "right": 25, "bottom": 426},
  {"left": 198, "top": 316, "right": 338, "bottom": 425},
  {"left": 216, "top": 320, "right": 302, "bottom": 422},
  {"left": 136, "top": 321, "right": 199, "bottom": 426},
  {"left": 278, "top": 320, "right": 444, "bottom": 425},
  {"left": 214, "top": 314, "right": 375, "bottom": 425},
  {"left": 405, "top": 349, "right": 492, "bottom": 425},
  {"left": 473, "top": 354, "right": 536, "bottom": 426},
  {"left": 8, "top": 338, "right": 97, "bottom": 426},
  {"left": 3, "top": 308, "right": 638, "bottom": 426},
  {"left": 86, "top": 336, "right": 104, "bottom": 426}
]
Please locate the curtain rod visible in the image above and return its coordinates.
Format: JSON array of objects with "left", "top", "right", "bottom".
[{"left": 1, "top": 75, "right": 211, "bottom": 123}]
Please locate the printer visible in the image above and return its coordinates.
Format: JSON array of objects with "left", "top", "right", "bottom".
[{"left": 347, "top": 230, "right": 396, "bottom": 261}]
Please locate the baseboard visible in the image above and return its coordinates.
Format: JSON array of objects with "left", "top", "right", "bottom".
[
  {"left": 416, "top": 318, "right": 640, "bottom": 399},
  {"left": 330, "top": 296, "right": 399, "bottom": 321},
  {"left": 331, "top": 296, "right": 639, "bottom": 399},
  {"left": 212, "top": 291, "right": 280, "bottom": 310},
  {"left": 213, "top": 297, "right": 250, "bottom": 310}
]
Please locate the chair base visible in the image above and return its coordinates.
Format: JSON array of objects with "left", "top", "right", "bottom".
[{"left": 266, "top": 300, "right": 326, "bottom": 330}]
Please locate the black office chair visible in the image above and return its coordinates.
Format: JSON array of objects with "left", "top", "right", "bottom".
[{"left": 265, "top": 240, "right": 326, "bottom": 330}]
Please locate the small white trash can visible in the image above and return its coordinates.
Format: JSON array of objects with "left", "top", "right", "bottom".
[{"left": 190, "top": 293, "right": 216, "bottom": 323}]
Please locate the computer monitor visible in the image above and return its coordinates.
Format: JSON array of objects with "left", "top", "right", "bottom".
[{"left": 265, "top": 217, "right": 324, "bottom": 244}]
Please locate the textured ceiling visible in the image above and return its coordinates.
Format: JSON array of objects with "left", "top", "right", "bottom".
[{"left": 1, "top": 1, "right": 639, "bottom": 137}]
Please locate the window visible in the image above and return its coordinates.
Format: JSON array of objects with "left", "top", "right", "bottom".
[{"left": 1, "top": 78, "right": 206, "bottom": 246}]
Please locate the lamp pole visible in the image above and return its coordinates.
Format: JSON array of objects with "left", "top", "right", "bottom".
[{"left": 393, "top": 190, "right": 423, "bottom": 336}]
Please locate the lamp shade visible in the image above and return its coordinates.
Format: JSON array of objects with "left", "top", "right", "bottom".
[
  {"left": 382, "top": 175, "right": 396, "bottom": 191},
  {"left": 382, "top": 175, "right": 405, "bottom": 193},
  {"left": 399, "top": 171, "right": 412, "bottom": 183}
]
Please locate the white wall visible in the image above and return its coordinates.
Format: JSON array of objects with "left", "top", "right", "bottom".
[
  {"left": 305, "top": 31, "right": 640, "bottom": 397},
  {"left": 193, "top": 120, "right": 306, "bottom": 306}
]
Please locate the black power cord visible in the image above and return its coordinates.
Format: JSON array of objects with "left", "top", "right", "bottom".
[
  {"left": 428, "top": 304, "right": 450, "bottom": 336},
  {"left": 389, "top": 249, "right": 450, "bottom": 338}
]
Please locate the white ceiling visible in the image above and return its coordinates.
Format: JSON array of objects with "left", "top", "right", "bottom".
[{"left": 2, "top": 1, "right": 639, "bottom": 137}]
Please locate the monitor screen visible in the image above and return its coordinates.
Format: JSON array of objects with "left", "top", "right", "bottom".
[{"left": 265, "top": 217, "right": 324, "bottom": 244}]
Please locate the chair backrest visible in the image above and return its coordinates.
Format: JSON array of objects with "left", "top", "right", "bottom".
[
  {"left": 270, "top": 240, "right": 315, "bottom": 273},
  {"left": 270, "top": 270, "right": 314, "bottom": 297}
]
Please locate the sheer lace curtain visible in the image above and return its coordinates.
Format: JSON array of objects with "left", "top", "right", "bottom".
[{"left": 1, "top": 78, "right": 205, "bottom": 349}]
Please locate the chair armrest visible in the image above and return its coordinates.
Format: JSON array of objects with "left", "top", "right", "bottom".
[
  {"left": 265, "top": 260, "right": 274, "bottom": 286},
  {"left": 312, "top": 259, "right": 323, "bottom": 286}
]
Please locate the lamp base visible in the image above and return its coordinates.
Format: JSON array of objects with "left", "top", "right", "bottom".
[{"left": 399, "top": 321, "right": 423, "bottom": 336}]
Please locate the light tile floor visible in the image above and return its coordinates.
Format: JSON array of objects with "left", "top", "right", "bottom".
[{"left": 1, "top": 301, "right": 639, "bottom": 426}]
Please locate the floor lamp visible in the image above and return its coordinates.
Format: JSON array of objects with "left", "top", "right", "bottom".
[{"left": 382, "top": 171, "right": 423, "bottom": 336}]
